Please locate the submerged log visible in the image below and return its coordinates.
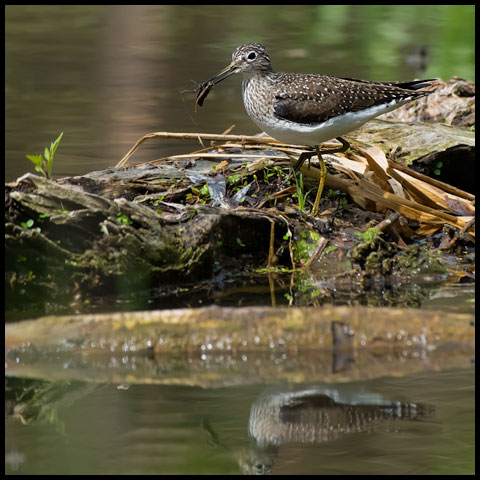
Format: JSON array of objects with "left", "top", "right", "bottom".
[
  {"left": 6, "top": 305, "right": 474, "bottom": 354},
  {"left": 5, "top": 306, "right": 474, "bottom": 386}
]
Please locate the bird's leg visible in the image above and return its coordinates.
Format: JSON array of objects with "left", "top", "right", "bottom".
[
  {"left": 292, "top": 149, "right": 316, "bottom": 172},
  {"left": 310, "top": 137, "right": 349, "bottom": 216},
  {"left": 319, "top": 136, "right": 350, "bottom": 156},
  {"left": 291, "top": 138, "right": 349, "bottom": 215},
  {"left": 284, "top": 149, "right": 315, "bottom": 186},
  {"left": 311, "top": 146, "right": 327, "bottom": 216},
  {"left": 293, "top": 137, "right": 348, "bottom": 172}
]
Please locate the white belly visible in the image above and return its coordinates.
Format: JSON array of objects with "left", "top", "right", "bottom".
[{"left": 246, "top": 98, "right": 411, "bottom": 146}]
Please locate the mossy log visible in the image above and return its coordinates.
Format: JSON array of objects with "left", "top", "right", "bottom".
[
  {"left": 6, "top": 304, "right": 474, "bottom": 353},
  {"left": 5, "top": 173, "right": 288, "bottom": 308}
]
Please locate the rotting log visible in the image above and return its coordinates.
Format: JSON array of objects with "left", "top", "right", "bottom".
[
  {"left": 348, "top": 119, "right": 475, "bottom": 194},
  {"left": 5, "top": 173, "right": 291, "bottom": 308},
  {"left": 381, "top": 77, "right": 475, "bottom": 129},
  {"left": 350, "top": 119, "right": 474, "bottom": 165}
]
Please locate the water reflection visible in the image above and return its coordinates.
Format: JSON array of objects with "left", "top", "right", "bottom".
[
  {"left": 6, "top": 377, "right": 434, "bottom": 475},
  {"left": 240, "top": 384, "right": 433, "bottom": 474},
  {"left": 5, "top": 449, "right": 25, "bottom": 472},
  {"left": 5, "top": 369, "right": 474, "bottom": 475},
  {"left": 5, "top": 378, "right": 98, "bottom": 427}
]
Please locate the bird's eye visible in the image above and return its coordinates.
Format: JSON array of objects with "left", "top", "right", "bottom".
[{"left": 247, "top": 51, "right": 256, "bottom": 61}]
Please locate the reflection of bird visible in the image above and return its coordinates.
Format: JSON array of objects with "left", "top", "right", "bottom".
[
  {"left": 197, "top": 43, "right": 433, "bottom": 215},
  {"left": 240, "top": 385, "right": 433, "bottom": 474},
  {"left": 239, "top": 445, "right": 278, "bottom": 476}
]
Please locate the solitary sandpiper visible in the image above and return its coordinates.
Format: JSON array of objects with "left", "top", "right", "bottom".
[{"left": 196, "top": 43, "right": 433, "bottom": 215}]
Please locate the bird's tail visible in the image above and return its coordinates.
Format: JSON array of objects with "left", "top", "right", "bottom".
[{"left": 392, "top": 78, "right": 436, "bottom": 90}]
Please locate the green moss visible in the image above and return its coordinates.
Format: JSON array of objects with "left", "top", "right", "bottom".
[
  {"left": 394, "top": 244, "right": 447, "bottom": 275},
  {"left": 355, "top": 227, "right": 382, "bottom": 244},
  {"left": 293, "top": 230, "right": 321, "bottom": 263},
  {"left": 364, "top": 251, "right": 381, "bottom": 273},
  {"left": 291, "top": 270, "right": 326, "bottom": 304}
]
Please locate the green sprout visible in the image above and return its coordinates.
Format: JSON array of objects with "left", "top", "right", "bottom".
[
  {"left": 263, "top": 165, "right": 286, "bottom": 183},
  {"left": 186, "top": 183, "right": 211, "bottom": 204},
  {"left": 434, "top": 161, "right": 443, "bottom": 176},
  {"left": 116, "top": 213, "right": 133, "bottom": 225},
  {"left": 20, "top": 218, "right": 41, "bottom": 232},
  {"left": 26, "top": 132, "right": 63, "bottom": 179},
  {"left": 292, "top": 172, "right": 311, "bottom": 212},
  {"left": 236, "top": 237, "right": 246, "bottom": 247}
]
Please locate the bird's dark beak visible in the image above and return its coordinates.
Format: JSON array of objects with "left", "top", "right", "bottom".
[
  {"left": 195, "top": 61, "right": 240, "bottom": 109},
  {"left": 204, "top": 61, "right": 239, "bottom": 86}
]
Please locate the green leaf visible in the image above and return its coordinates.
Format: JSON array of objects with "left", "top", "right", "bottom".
[
  {"left": 50, "top": 132, "right": 63, "bottom": 157},
  {"left": 199, "top": 184, "right": 210, "bottom": 197},
  {"left": 44, "top": 147, "right": 50, "bottom": 162},
  {"left": 26, "top": 154, "right": 43, "bottom": 167},
  {"left": 21, "top": 219, "right": 34, "bottom": 228}
]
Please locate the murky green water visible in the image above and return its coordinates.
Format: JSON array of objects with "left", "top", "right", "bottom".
[
  {"left": 5, "top": 6, "right": 475, "bottom": 475},
  {"left": 5, "top": 368, "right": 474, "bottom": 475}
]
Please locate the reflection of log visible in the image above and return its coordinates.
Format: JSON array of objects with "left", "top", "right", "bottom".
[
  {"left": 5, "top": 306, "right": 474, "bottom": 386},
  {"left": 4, "top": 344, "right": 474, "bottom": 388}
]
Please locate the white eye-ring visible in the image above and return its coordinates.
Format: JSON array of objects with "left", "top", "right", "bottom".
[{"left": 247, "top": 51, "right": 257, "bottom": 61}]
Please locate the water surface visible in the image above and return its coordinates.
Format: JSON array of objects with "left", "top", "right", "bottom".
[{"left": 5, "top": 368, "right": 474, "bottom": 475}]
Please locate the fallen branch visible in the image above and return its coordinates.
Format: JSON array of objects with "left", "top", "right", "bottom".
[{"left": 116, "top": 131, "right": 342, "bottom": 167}]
